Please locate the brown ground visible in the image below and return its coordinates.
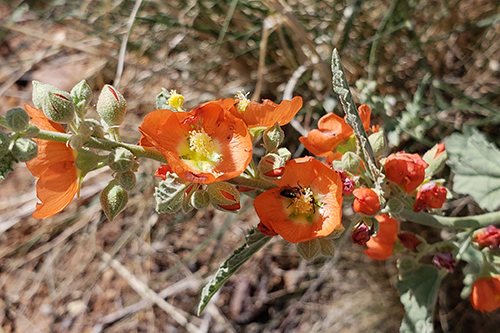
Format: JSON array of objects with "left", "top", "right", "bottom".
[{"left": 1, "top": 0, "right": 500, "bottom": 332}]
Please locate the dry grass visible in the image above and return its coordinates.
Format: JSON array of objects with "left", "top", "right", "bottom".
[{"left": 1, "top": 0, "right": 500, "bottom": 332}]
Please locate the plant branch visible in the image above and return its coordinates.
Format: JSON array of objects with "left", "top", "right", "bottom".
[{"left": 401, "top": 209, "right": 500, "bottom": 229}]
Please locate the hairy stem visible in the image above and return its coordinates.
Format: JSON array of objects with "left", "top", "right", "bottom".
[{"left": 401, "top": 209, "right": 500, "bottom": 229}]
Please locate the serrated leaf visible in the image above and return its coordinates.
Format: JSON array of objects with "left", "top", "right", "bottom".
[
  {"left": 445, "top": 131, "right": 500, "bottom": 211},
  {"left": 397, "top": 264, "right": 442, "bottom": 333},
  {"left": 197, "top": 227, "right": 272, "bottom": 315},
  {"left": 154, "top": 173, "right": 191, "bottom": 214}
]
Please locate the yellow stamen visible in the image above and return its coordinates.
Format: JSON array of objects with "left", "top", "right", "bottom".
[
  {"left": 189, "top": 129, "right": 214, "bottom": 156},
  {"left": 293, "top": 187, "right": 314, "bottom": 214},
  {"left": 168, "top": 90, "right": 185, "bottom": 111},
  {"left": 235, "top": 90, "right": 250, "bottom": 113}
]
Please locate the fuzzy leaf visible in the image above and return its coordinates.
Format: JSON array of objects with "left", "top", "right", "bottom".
[
  {"left": 296, "top": 239, "right": 321, "bottom": 261},
  {"left": 445, "top": 131, "right": 500, "bottom": 211},
  {"left": 154, "top": 173, "right": 191, "bottom": 214},
  {"left": 197, "top": 227, "right": 272, "bottom": 315},
  {"left": 397, "top": 263, "right": 442, "bottom": 333},
  {"left": 0, "top": 151, "right": 16, "bottom": 181}
]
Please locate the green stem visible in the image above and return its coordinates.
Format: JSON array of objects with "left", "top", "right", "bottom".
[
  {"left": 227, "top": 175, "right": 277, "bottom": 191},
  {"left": 401, "top": 209, "right": 500, "bottom": 229},
  {"left": 33, "top": 130, "right": 167, "bottom": 163}
]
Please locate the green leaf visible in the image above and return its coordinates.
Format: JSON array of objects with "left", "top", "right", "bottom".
[
  {"left": 445, "top": 130, "right": 500, "bottom": 211},
  {"left": 0, "top": 151, "right": 16, "bottom": 181},
  {"left": 397, "top": 263, "right": 443, "bottom": 333},
  {"left": 154, "top": 173, "right": 191, "bottom": 214},
  {"left": 197, "top": 227, "right": 272, "bottom": 315},
  {"left": 422, "top": 143, "right": 447, "bottom": 179},
  {"left": 296, "top": 239, "right": 320, "bottom": 261}
]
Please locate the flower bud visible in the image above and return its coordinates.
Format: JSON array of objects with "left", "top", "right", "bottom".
[
  {"left": 351, "top": 222, "right": 370, "bottom": 246},
  {"left": 108, "top": 147, "right": 135, "bottom": 173},
  {"left": 43, "top": 90, "right": 75, "bottom": 123},
  {"left": 258, "top": 153, "right": 286, "bottom": 181},
  {"left": 32, "top": 81, "right": 57, "bottom": 110},
  {"left": 96, "top": 85, "right": 127, "bottom": 128},
  {"left": 68, "top": 134, "right": 84, "bottom": 151},
  {"left": 11, "top": 137, "right": 37, "bottom": 162},
  {"left": 115, "top": 171, "right": 137, "bottom": 191},
  {"left": 352, "top": 188, "right": 381, "bottom": 215},
  {"left": 262, "top": 122, "right": 284, "bottom": 152},
  {"left": 341, "top": 151, "right": 361, "bottom": 173},
  {"left": 100, "top": 180, "right": 128, "bottom": 221},
  {"left": 206, "top": 182, "right": 240, "bottom": 212},
  {"left": 432, "top": 252, "right": 456, "bottom": 272},
  {"left": 71, "top": 80, "right": 92, "bottom": 118},
  {"left": 6, "top": 108, "right": 30, "bottom": 131},
  {"left": 277, "top": 147, "right": 291, "bottom": 162},
  {"left": 368, "top": 131, "right": 386, "bottom": 157},
  {"left": 0, "top": 130, "right": 10, "bottom": 159},
  {"left": 397, "top": 232, "right": 422, "bottom": 251},
  {"left": 77, "top": 121, "right": 94, "bottom": 137},
  {"left": 190, "top": 189, "right": 210, "bottom": 209},
  {"left": 473, "top": 225, "right": 500, "bottom": 250}
]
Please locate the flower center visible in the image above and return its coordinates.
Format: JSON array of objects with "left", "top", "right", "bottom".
[
  {"left": 235, "top": 90, "right": 250, "bottom": 113},
  {"left": 293, "top": 187, "right": 314, "bottom": 214},
  {"left": 189, "top": 129, "right": 214, "bottom": 156}
]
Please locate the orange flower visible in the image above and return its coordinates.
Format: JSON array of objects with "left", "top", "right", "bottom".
[
  {"left": 413, "top": 182, "right": 447, "bottom": 212},
  {"left": 299, "top": 104, "right": 372, "bottom": 157},
  {"left": 363, "top": 214, "right": 399, "bottom": 260},
  {"left": 230, "top": 95, "right": 303, "bottom": 128},
  {"left": 253, "top": 156, "right": 343, "bottom": 243},
  {"left": 139, "top": 99, "right": 253, "bottom": 184},
  {"left": 384, "top": 152, "right": 428, "bottom": 194},
  {"left": 470, "top": 276, "right": 500, "bottom": 313},
  {"left": 352, "top": 188, "right": 380, "bottom": 215},
  {"left": 24, "top": 105, "right": 80, "bottom": 219},
  {"left": 474, "top": 225, "right": 500, "bottom": 250}
]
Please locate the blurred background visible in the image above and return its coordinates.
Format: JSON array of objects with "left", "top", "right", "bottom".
[{"left": 0, "top": 0, "right": 499, "bottom": 332}]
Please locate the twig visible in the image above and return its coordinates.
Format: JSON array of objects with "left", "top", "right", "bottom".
[
  {"left": 114, "top": 0, "right": 144, "bottom": 89},
  {"left": 283, "top": 63, "right": 310, "bottom": 137},
  {"left": 252, "top": 16, "right": 275, "bottom": 102},
  {"left": 100, "top": 251, "right": 201, "bottom": 333}
]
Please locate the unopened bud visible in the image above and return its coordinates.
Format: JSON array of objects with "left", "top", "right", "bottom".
[
  {"left": 74, "top": 149, "right": 99, "bottom": 176},
  {"left": 397, "top": 233, "right": 422, "bottom": 251},
  {"left": 0, "top": 130, "right": 10, "bottom": 159},
  {"left": 191, "top": 189, "right": 210, "bottom": 209},
  {"left": 68, "top": 134, "right": 84, "bottom": 151},
  {"left": 352, "top": 188, "right": 381, "bottom": 215},
  {"left": 43, "top": 90, "right": 75, "bottom": 123},
  {"left": 32, "top": 81, "right": 57, "bottom": 110},
  {"left": 258, "top": 153, "right": 285, "bottom": 181},
  {"left": 100, "top": 180, "right": 128, "bottom": 221},
  {"left": 96, "top": 85, "right": 127, "bottom": 128},
  {"left": 351, "top": 222, "right": 370, "bottom": 246},
  {"left": 77, "top": 121, "right": 94, "bottom": 137},
  {"left": 262, "top": 122, "right": 284, "bottom": 152},
  {"left": 206, "top": 182, "right": 240, "bottom": 212},
  {"left": 341, "top": 152, "right": 361, "bottom": 172},
  {"left": 115, "top": 171, "right": 137, "bottom": 191},
  {"left": 6, "top": 108, "right": 30, "bottom": 131},
  {"left": 71, "top": 80, "right": 92, "bottom": 118},
  {"left": 11, "top": 137, "right": 37, "bottom": 162},
  {"left": 108, "top": 147, "right": 135, "bottom": 173},
  {"left": 368, "top": 131, "right": 386, "bottom": 157}
]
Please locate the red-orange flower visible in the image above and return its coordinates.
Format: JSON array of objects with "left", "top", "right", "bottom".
[
  {"left": 474, "top": 225, "right": 500, "bottom": 250},
  {"left": 229, "top": 95, "right": 303, "bottom": 128},
  {"left": 384, "top": 152, "right": 428, "bottom": 194},
  {"left": 352, "top": 188, "right": 380, "bottom": 215},
  {"left": 139, "top": 99, "right": 253, "bottom": 184},
  {"left": 254, "top": 156, "right": 343, "bottom": 243},
  {"left": 299, "top": 104, "right": 372, "bottom": 157},
  {"left": 470, "top": 276, "right": 500, "bottom": 313},
  {"left": 413, "top": 182, "right": 447, "bottom": 212},
  {"left": 24, "top": 105, "right": 80, "bottom": 219},
  {"left": 363, "top": 214, "right": 399, "bottom": 260}
]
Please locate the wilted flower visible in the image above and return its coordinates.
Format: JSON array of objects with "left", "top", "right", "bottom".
[
  {"left": 352, "top": 188, "right": 380, "bottom": 215},
  {"left": 474, "top": 225, "right": 500, "bottom": 250},
  {"left": 432, "top": 252, "right": 456, "bottom": 272},
  {"left": 384, "top": 152, "right": 428, "bottom": 194},
  {"left": 413, "top": 182, "right": 447, "bottom": 212}
]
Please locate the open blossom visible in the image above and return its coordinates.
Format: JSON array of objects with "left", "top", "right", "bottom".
[
  {"left": 254, "top": 156, "right": 343, "bottom": 243},
  {"left": 299, "top": 104, "right": 372, "bottom": 157},
  {"left": 470, "top": 276, "right": 500, "bottom": 313},
  {"left": 384, "top": 152, "right": 428, "bottom": 194},
  {"left": 363, "top": 214, "right": 399, "bottom": 260},
  {"left": 474, "top": 225, "right": 500, "bottom": 250},
  {"left": 352, "top": 188, "right": 380, "bottom": 215},
  {"left": 139, "top": 99, "right": 253, "bottom": 184},
  {"left": 24, "top": 105, "right": 80, "bottom": 219},
  {"left": 413, "top": 182, "right": 447, "bottom": 212},
  {"left": 229, "top": 94, "right": 303, "bottom": 128}
]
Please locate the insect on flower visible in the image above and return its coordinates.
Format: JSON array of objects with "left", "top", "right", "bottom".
[{"left": 279, "top": 183, "right": 320, "bottom": 214}]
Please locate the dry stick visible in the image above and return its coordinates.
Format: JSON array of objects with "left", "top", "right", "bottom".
[
  {"left": 282, "top": 63, "right": 310, "bottom": 137},
  {"left": 100, "top": 251, "right": 201, "bottom": 333},
  {"left": 114, "top": 0, "right": 144, "bottom": 89},
  {"left": 252, "top": 16, "right": 275, "bottom": 102}
]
